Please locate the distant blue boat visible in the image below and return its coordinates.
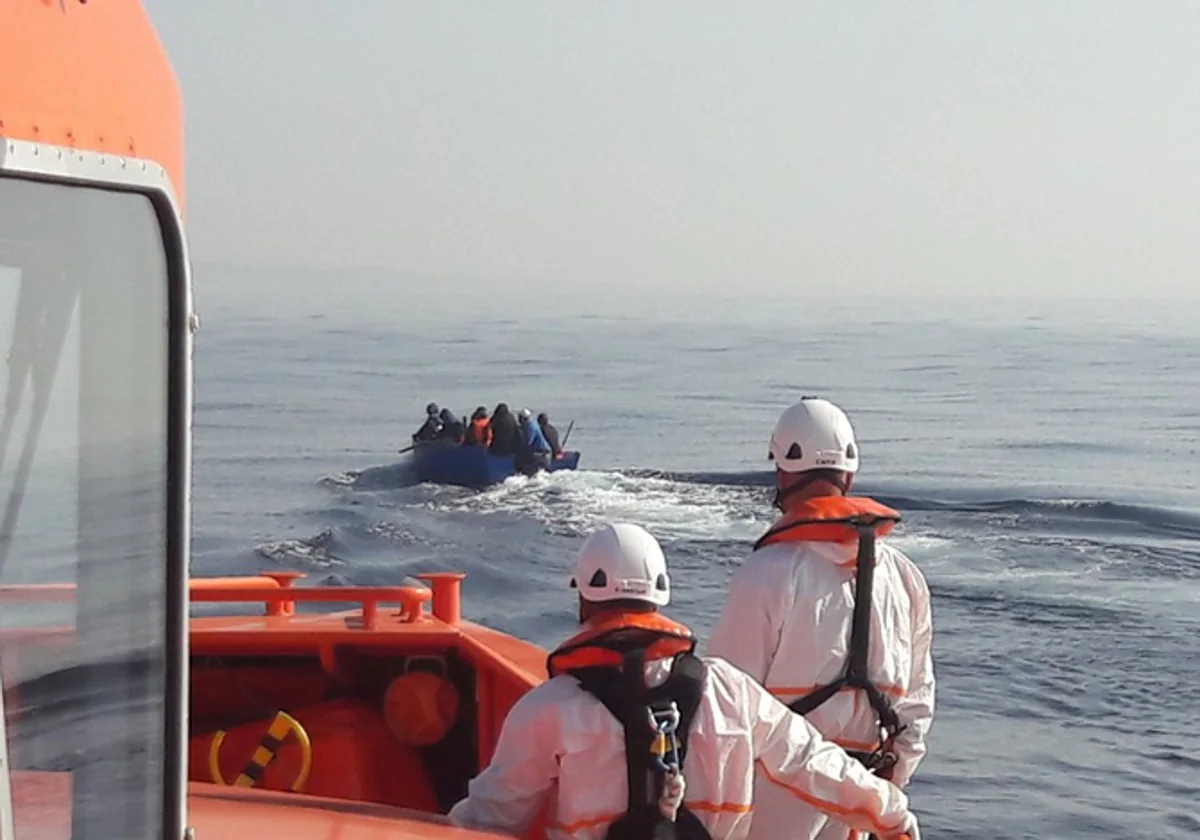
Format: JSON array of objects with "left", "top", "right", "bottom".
[{"left": 410, "top": 441, "right": 581, "bottom": 489}]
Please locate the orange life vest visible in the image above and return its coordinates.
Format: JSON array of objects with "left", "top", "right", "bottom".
[
  {"left": 547, "top": 610, "right": 697, "bottom": 677},
  {"left": 755, "top": 495, "right": 901, "bottom": 551},
  {"left": 468, "top": 417, "right": 491, "bottom": 446}
]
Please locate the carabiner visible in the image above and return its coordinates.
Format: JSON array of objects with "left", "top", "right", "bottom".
[{"left": 648, "top": 702, "right": 682, "bottom": 773}]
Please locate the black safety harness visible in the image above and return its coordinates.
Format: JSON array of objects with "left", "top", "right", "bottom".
[
  {"left": 768, "top": 515, "right": 908, "bottom": 779},
  {"left": 569, "top": 641, "right": 712, "bottom": 840}
]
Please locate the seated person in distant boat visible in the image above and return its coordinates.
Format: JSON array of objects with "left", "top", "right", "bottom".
[
  {"left": 435, "top": 408, "right": 466, "bottom": 444},
  {"left": 537, "top": 412, "right": 562, "bottom": 459},
  {"left": 464, "top": 406, "right": 492, "bottom": 447},
  {"left": 412, "top": 402, "right": 443, "bottom": 442},
  {"left": 515, "top": 408, "right": 552, "bottom": 476},
  {"left": 487, "top": 403, "right": 519, "bottom": 456},
  {"left": 446, "top": 523, "right": 921, "bottom": 840}
]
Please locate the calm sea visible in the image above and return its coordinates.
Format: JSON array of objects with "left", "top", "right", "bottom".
[{"left": 193, "top": 267, "right": 1200, "bottom": 839}]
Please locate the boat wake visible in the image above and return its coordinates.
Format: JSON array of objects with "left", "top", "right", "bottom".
[
  {"left": 622, "top": 468, "right": 1200, "bottom": 540},
  {"left": 430, "top": 468, "right": 771, "bottom": 544},
  {"left": 255, "top": 528, "right": 347, "bottom": 567},
  {"left": 321, "top": 460, "right": 418, "bottom": 491},
  {"left": 266, "top": 463, "right": 1200, "bottom": 635}
]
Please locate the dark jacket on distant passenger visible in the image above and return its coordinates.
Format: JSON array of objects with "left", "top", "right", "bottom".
[
  {"left": 436, "top": 408, "right": 465, "bottom": 443},
  {"left": 413, "top": 416, "right": 442, "bottom": 442},
  {"left": 413, "top": 402, "right": 443, "bottom": 442},
  {"left": 487, "top": 404, "right": 519, "bottom": 456},
  {"left": 537, "top": 413, "right": 561, "bottom": 458}
]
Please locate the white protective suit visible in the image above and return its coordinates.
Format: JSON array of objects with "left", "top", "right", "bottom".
[
  {"left": 448, "top": 654, "right": 918, "bottom": 840},
  {"left": 706, "top": 536, "right": 935, "bottom": 840}
]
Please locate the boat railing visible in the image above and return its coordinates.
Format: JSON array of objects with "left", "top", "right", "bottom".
[{"left": 0, "top": 571, "right": 466, "bottom": 629}]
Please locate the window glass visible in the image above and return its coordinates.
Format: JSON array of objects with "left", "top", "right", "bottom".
[{"left": 0, "top": 176, "right": 170, "bottom": 839}]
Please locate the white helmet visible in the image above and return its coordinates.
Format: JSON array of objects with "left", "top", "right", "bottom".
[
  {"left": 768, "top": 396, "right": 859, "bottom": 474},
  {"left": 569, "top": 522, "right": 670, "bottom": 607},
  {"left": 518, "top": 408, "right": 532, "bottom": 421}
]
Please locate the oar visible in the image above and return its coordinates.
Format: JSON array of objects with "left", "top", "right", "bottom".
[
  {"left": 397, "top": 444, "right": 415, "bottom": 455},
  {"left": 561, "top": 421, "right": 575, "bottom": 449}
]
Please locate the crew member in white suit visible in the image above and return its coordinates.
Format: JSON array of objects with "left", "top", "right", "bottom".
[{"left": 708, "top": 397, "right": 935, "bottom": 840}]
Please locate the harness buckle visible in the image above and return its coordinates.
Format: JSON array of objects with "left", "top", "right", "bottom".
[
  {"left": 862, "top": 720, "right": 907, "bottom": 778},
  {"left": 648, "top": 701, "right": 681, "bottom": 773}
]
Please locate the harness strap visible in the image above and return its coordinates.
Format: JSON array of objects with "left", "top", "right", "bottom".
[
  {"left": 787, "top": 520, "right": 906, "bottom": 768},
  {"left": 573, "top": 652, "right": 711, "bottom": 840},
  {"left": 585, "top": 649, "right": 650, "bottom": 809}
]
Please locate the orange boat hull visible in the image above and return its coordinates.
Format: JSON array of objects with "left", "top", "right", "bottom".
[
  {"left": 1, "top": 574, "right": 551, "bottom": 839},
  {"left": 11, "top": 771, "right": 516, "bottom": 840}
]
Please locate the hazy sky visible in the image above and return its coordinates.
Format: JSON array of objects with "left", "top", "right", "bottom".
[{"left": 145, "top": 2, "right": 1200, "bottom": 300}]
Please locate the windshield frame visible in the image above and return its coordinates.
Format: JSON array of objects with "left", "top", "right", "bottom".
[{"left": 0, "top": 136, "right": 193, "bottom": 840}]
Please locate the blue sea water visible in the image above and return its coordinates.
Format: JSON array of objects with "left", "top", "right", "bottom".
[{"left": 193, "top": 267, "right": 1200, "bottom": 840}]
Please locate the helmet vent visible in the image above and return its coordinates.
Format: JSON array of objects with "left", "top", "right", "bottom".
[
  {"left": 587, "top": 569, "right": 608, "bottom": 588},
  {"left": 846, "top": 443, "right": 857, "bottom": 459},
  {"left": 655, "top": 573, "right": 668, "bottom": 592},
  {"left": 785, "top": 442, "right": 803, "bottom": 460}
]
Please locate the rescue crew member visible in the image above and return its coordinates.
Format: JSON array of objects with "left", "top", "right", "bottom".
[
  {"left": 515, "top": 407, "right": 552, "bottom": 476},
  {"left": 537, "top": 412, "right": 562, "bottom": 458},
  {"left": 487, "top": 403, "right": 519, "bottom": 456},
  {"left": 707, "top": 396, "right": 935, "bottom": 840},
  {"left": 465, "top": 406, "right": 492, "bottom": 446},
  {"left": 412, "top": 402, "right": 442, "bottom": 442},
  {"left": 447, "top": 522, "right": 921, "bottom": 840}
]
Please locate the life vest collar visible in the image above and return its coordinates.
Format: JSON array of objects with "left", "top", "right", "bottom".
[
  {"left": 547, "top": 610, "right": 696, "bottom": 678},
  {"left": 755, "top": 495, "right": 901, "bottom": 551}
]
